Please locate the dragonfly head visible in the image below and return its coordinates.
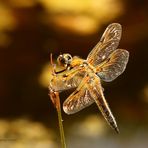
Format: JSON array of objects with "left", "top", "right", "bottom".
[{"left": 57, "top": 53, "right": 72, "bottom": 68}]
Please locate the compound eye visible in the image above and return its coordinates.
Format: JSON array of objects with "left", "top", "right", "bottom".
[
  {"left": 60, "top": 58, "right": 65, "bottom": 64},
  {"left": 57, "top": 53, "right": 72, "bottom": 67},
  {"left": 66, "top": 54, "right": 72, "bottom": 61}
]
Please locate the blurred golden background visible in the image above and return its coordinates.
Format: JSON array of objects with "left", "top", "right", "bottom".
[{"left": 0, "top": 0, "right": 148, "bottom": 147}]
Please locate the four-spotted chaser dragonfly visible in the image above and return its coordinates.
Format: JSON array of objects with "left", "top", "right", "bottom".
[{"left": 49, "top": 23, "right": 129, "bottom": 133}]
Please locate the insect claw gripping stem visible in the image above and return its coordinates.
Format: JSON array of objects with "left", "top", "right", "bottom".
[
  {"left": 48, "top": 87, "right": 56, "bottom": 108},
  {"left": 49, "top": 53, "right": 58, "bottom": 108}
]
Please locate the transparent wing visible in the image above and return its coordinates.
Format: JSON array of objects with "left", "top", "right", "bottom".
[
  {"left": 63, "top": 76, "right": 94, "bottom": 114},
  {"left": 87, "top": 23, "right": 122, "bottom": 66},
  {"left": 49, "top": 66, "right": 85, "bottom": 92},
  {"left": 63, "top": 73, "right": 119, "bottom": 133},
  {"left": 97, "top": 49, "right": 129, "bottom": 82}
]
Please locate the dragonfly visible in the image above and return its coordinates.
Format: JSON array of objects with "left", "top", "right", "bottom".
[{"left": 49, "top": 23, "right": 129, "bottom": 133}]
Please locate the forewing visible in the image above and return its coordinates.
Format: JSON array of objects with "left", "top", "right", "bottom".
[
  {"left": 97, "top": 49, "right": 129, "bottom": 82},
  {"left": 49, "top": 67, "right": 85, "bottom": 92},
  {"left": 87, "top": 23, "right": 122, "bottom": 66},
  {"left": 63, "top": 77, "right": 94, "bottom": 114}
]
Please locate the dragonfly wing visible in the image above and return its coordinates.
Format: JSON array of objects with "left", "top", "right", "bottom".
[
  {"left": 63, "top": 76, "right": 94, "bottom": 114},
  {"left": 63, "top": 73, "right": 119, "bottom": 133},
  {"left": 97, "top": 49, "right": 129, "bottom": 82},
  {"left": 87, "top": 23, "right": 122, "bottom": 66},
  {"left": 88, "top": 75, "right": 119, "bottom": 133},
  {"left": 49, "top": 66, "right": 85, "bottom": 92}
]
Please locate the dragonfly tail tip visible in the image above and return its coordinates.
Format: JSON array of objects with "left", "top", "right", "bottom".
[{"left": 115, "top": 127, "right": 120, "bottom": 134}]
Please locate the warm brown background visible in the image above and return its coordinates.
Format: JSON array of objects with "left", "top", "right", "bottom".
[{"left": 0, "top": 0, "right": 148, "bottom": 147}]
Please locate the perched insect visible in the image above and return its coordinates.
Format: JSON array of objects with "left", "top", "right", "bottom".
[{"left": 49, "top": 23, "right": 129, "bottom": 133}]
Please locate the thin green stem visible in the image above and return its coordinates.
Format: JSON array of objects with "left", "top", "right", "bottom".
[
  {"left": 56, "top": 98, "right": 67, "bottom": 148},
  {"left": 49, "top": 91, "right": 66, "bottom": 148}
]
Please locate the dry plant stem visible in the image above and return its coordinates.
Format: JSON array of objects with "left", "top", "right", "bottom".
[{"left": 49, "top": 91, "right": 67, "bottom": 148}]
